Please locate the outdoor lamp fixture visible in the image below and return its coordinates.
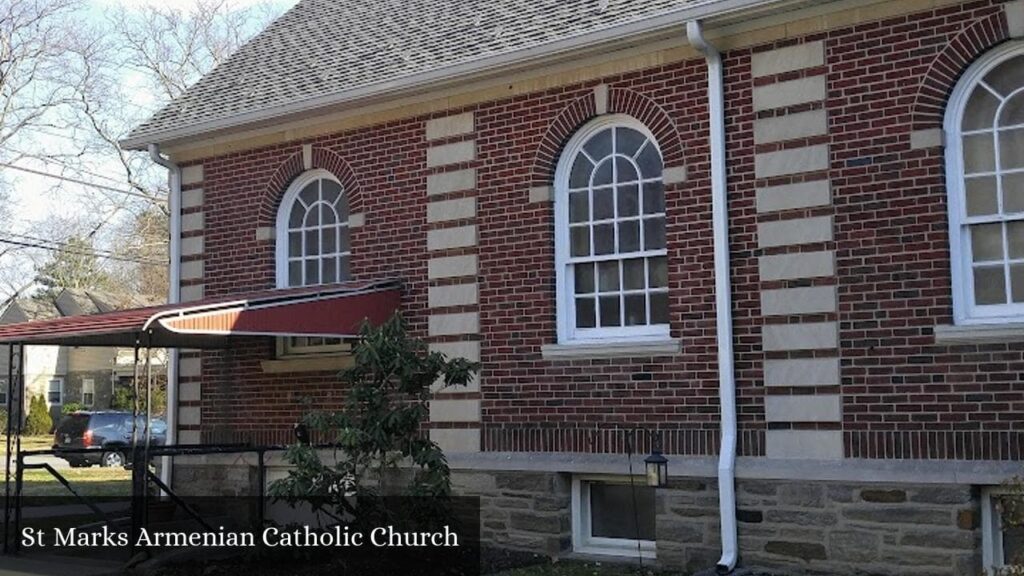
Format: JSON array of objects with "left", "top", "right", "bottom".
[
  {"left": 644, "top": 434, "right": 668, "bottom": 488},
  {"left": 294, "top": 422, "right": 310, "bottom": 446}
]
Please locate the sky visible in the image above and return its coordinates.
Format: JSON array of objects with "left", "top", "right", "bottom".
[{"left": 6, "top": 0, "right": 298, "bottom": 249}]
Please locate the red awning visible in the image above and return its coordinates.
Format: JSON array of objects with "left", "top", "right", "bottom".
[{"left": 0, "top": 279, "right": 401, "bottom": 348}]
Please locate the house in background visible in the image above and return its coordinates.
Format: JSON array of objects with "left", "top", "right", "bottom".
[{"left": 0, "top": 290, "right": 166, "bottom": 425}]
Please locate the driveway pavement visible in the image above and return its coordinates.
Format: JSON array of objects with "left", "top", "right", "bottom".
[{"left": 0, "top": 454, "right": 69, "bottom": 473}]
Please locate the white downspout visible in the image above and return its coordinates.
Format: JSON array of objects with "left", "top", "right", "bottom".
[
  {"left": 148, "top": 144, "right": 181, "bottom": 489},
  {"left": 686, "top": 20, "right": 738, "bottom": 574}
]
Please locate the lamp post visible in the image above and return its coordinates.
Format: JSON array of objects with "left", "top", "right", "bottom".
[{"left": 644, "top": 433, "right": 668, "bottom": 488}]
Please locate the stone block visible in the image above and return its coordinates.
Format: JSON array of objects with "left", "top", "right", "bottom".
[
  {"left": 427, "top": 225, "right": 477, "bottom": 250},
  {"left": 764, "top": 540, "right": 827, "bottom": 561},
  {"left": 761, "top": 285, "right": 837, "bottom": 316},
  {"left": 428, "top": 283, "right": 479, "bottom": 308},
  {"left": 764, "top": 509, "right": 837, "bottom": 527},
  {"left": 428, "top": 254, "right": 477, "bottom": 279},
  {"left": 842, "top": 506, "right": 952, "bottom": 526},
  {"left": 426, "top": 168, "right": 476, "bottom": 196},
  {"left": 900, "top": 528, "right": 976, "bottom": 550},
  {"left": 909, "top": 486, "right": 973, "bottom": 505},
  {"left": 755, "top": 144, "right": 829, "bottom": 178},
  {"left": 427, "top": 140, "right": 475, "bottom": 168},
  {"left": 758, "top": 215, "right": 832, "bottom": 248},
  {"left": 429, "top": 398, "right": 480, "bottom": 422},
  {"left": 181, "top": 164, "right": 203, "bottom": 185},
  {"left": 510, "top": 512, "right": 563, "bottom": 534},
  {"left": 427, "top": 197, "right": 476, "bottom": 222},
  {"left": 762, "top": 322, "right": 838, "bottom": 351},
  {"left": 764, "top": 357, "right": 841, "bottom": 387},
  {"left": 766, "top": 429, "right": 843, "bottom": 459},
  {"left": 759, "top": 250, "right": 834, "bottom": 281},
  {"left": 430, "top": 428, "right": 479, "bottom": 452},
  {"left": 756, "top": 179, "right": 831, "bottom": 213},
  {"left": 861, "top": 489, "right": 906, "bottom": 503},
  {"left": 425, "top": 112, "right": 474, "bottom": 141},
  {"left": 753, "top": 76, "right": 826, "bottom": 111},
  {"left": 495, "top": 473, "right": 552, "bottom": 493},
  {"left": 751, "top": 41, "right": 824, "bottom": 78},
  {"left": 777, "top": 483, "right": 824, "bottom": 507},
  {"left": 428, "top": 312, "right": 479, "bottom": 336},
  {"left": 754, "top": 109, "right": 828, "bottom": 145},
  {"left": 828, "top": 530, "right": 880, "bottom": 562},
  {"left": 765, "top": 394, "right": 841, "bottom": 423},
  {"left": 656, "top": 519, "right": 705, "bottom": 544}
]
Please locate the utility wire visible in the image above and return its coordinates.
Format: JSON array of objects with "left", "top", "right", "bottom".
[
  {"left": 0, "top": 237, "right": 165, "bottom": 267},
  {"left": 0, "top": 163, "right": 167, "bottom": 204},
  {"left": 0, "top": 231, "right": 160, "bottom": 262}
]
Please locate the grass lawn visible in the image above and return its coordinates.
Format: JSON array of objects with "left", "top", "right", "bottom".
[
  {"left": 20, "top": 467, "right": 131, "bottom": 499},
  {"left": 0, "top": 434, "right": 54, "bottom": 454}
]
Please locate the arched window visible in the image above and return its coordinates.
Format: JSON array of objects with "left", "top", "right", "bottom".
[
  {"left": 554, "top": 115, "right": 669, "bottom": 343},
  {"left": 275, "top": 169, "right": 350, "bottom": 288},
  {"left": 946, "top": 43, "right": 1024, "bottom": 324}
]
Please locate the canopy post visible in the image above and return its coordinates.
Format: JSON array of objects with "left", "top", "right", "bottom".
[
  {"left": 3, "top": 342, "right": 16, "bottom": 554},
  {"left": 13, "top": 344, "right": 24, "bottom": 553}
]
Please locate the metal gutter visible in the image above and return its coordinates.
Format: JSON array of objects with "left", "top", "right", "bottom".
[{"left": 121, "top": 0, "right": 788, "bottom": 150}]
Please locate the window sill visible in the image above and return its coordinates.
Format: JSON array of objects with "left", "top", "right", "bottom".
[
  {"left": 934, "top": 323, "right": 1024, "bottom": 345},
  {"left": 260, "top": 355, "right": 354, "bottom": 374},
  {"left": 541, "top": 339, "right": 680, "bottom": 360}
]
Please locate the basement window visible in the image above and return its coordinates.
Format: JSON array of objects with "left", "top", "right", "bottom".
[
  {"left": 983, "top": 486, "right": 1024, "bottom": 573},
  {"left": 572, "top": 476, "right": 656, "bottom": 559}
]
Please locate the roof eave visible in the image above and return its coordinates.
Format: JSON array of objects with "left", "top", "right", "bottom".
[{"left": 120, "top": 0, "right": 786, "bottom": 151}]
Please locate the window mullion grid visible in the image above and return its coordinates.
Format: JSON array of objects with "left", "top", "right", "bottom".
[
  {"left": 992, "top": 111, "right": 1013, "bottom": 305},
  {"left": 612, "top": 129, "right": 624, "bottom": 327}
]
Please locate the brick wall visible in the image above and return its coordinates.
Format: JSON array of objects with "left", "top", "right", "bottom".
[{"left": 186, "top": 0, "right": 1024, "bottom": 460}]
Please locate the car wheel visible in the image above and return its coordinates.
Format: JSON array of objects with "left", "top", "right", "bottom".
[{"left": 101, "top": 451, "right": 125, "bottom": 468}]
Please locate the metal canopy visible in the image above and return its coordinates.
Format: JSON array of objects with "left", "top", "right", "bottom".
[{"left": 0, "top": 279, "right": 402, "bottom": 348}]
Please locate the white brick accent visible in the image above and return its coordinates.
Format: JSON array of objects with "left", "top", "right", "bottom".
[
  {"left": 755, "top": 144, "right": 829, "bottom": 178},
  {"left": 761, "top": 285, "right": 837, "bottom": 316},
  {"left": 663, "top": 166, "right": 687, "bottom": 185},
  {"left": 428, "top": 283, "right": 478, "bottom": 308},
  {"left": 752, "top": 76, "right": 827, "bottom": 112},
  {"left": 178, "top": 430, "right": 201, "bottom": 445},
  {"left": 429, "top": 399, "right": 481, "bottom": 422},
  {"left": 179, "top": 356, "right": 202, "bottom": 378},
  {"left": 179, "top": 382, "right": 201, "bottom": 403},
  {"left": 429, "top": 341, "right": 480, "bottom": 362},
  {"left": 593, "top": 84, "right": 609, "bottom": 114},
  {"left": 427, "top": 225, "right": 477, "bottom": 251},
  {"left": 758, "top": 216, "right": 833, "bottom": 248},
  {"left": 759, "top": 251, "right": 835, "bottom": 281},
  {"left": 428, "top": 255, "right": 477, "bottom": 279},
  {"left": 182, "top": 188, "right": 203, "bottom": 210},
  {"left": 428, "top": 312, "right": 479, "bottom": 336},
  {"left": 529, "top": 186, "right": 553, "bottom": 203},
  {"left": 765, "top": 395, "right": 841, "bottom": 423},
  {"left": 427, "top": 169, "right": 476, "bottom": 196},
  {"left": 751, "top": 41, "right": 825, "bottom": 78},
  {"left": 426, "top": 113, "right": 475, "bottom": 141},
  {"left": 180, "top": 259, "right": 204, "bottom": 281},
  {"left": 426, "top": 140, "right": 475, "bottom": 168},
  {"left": 1008, "top": 0, "right": 1024, "bottom": 38},
  {"left": 756, "top": 180, "right": 831, "bottom": 213},
  {"left": 181, "top": 212, "right": 204, "bottom": 233},
  {"left": 302, "top": 144, "right": 313, "bottom": 170},
  {"left": 430, "top": 428, "right": 480, "bottom": 453},
  {"left": 754, "top": 109, "right": 828, "bottom": 144},
  {"left": 180, "top": 284, "right": 204, "bottom": 302},
  {"left": 427, "top": 197, "right": 476, "bottom": 222},
  {"left": 910, "top": 128, "right": 944, "bottom": 150},
  {"left": 178, "top": 406, "right": 201, "bottom": 427},
  {"left": 181, "top": 236, "right": 204, "bottom": 257},
  {"left": 763, "top": 322, "right": 838, "bottom": 351},
  {"left": 764, "top": 357, "right": 841, "bottom": 387},
  {"left": 766, "top": 430, "right": 843, "bottom": 459},
  {"left": 181, "top": 165, "right": 204, "bottom": 186}
]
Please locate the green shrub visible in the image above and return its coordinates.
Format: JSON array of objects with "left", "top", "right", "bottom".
[
  {"left": 24, "top": 395, "right": 53, "bottom": 436},
  {"left": 61, "top": 402, "right": 83, "bottom": 415},
  {"left": 0, "top": 408, "right": 7, "bottom": 434}
]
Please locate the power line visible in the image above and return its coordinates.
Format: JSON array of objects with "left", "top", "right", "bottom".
[
  {"left": 2, "top": 231, "right": 163, "bottom": 262},
  {"left": 0, "top": 237, "right": 166, "bottom": 267},
  {"left": 0, "top": 163, "right": 168, "bottom": 204}
]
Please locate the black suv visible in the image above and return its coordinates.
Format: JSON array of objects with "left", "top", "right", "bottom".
[{"left": 53, "top": 411, "right": 167, "bottom": 468}]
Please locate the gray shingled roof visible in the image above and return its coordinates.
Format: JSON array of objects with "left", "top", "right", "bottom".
[{"left": 125, "top": 0, "right": 730, "bottom": 146}]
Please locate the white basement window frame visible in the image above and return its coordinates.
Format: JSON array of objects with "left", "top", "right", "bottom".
[
  {"left": 982, "top": 486, "right": 1024, "bottom": 574},
  {"left": 945, "top": 41, "right": 1024, "bottom": 325},
  {"left": 554, "top": 115, "right": 670, "bottom": 345},
  {"left": 81, "top": 378, "right": 94, "bottom": 407},
  {"left": 571, "top": 475, "right": 656, "bottom": 559}
]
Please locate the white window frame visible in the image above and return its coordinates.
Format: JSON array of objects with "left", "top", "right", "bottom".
[
  {"left": 554, "top": 115, "right": 670, "bottom": 344},
  {"left": 274, "top": 168, "right": 350, "bottom": 289},
  {"left": 945, "top": 41, "right": 1024, "bottom": 325},
  {"left": 571, "top": 475, "right": 656, "bottom": 559},
  {"left": 47, "top": 378, "right": 63, "bottom": 406},
  {"left": 982, "top": 485, "right": 1024, "bottom": 574},
  {"left": 81, "top": 378, "right": 94, "bottom": 407}
]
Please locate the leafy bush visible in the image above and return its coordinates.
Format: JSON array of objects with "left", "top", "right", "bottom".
[
  {"left": 269, "top": 314, "right": 478, "bottom": 520},
  {"left": 999, "top": 477, "right": 1024, "bottom": 575},
  {"left": 61, "top": 402, "right": 84, "bottom": 415},
  {"left": 0, "top": 408, "right": 7, "bottom": 435},
  {"left": 110, "top": 380, "right": 167, "bottom": 415},
  {"left": 24, "top": 395, "right": 52, "bottom": 436}
]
